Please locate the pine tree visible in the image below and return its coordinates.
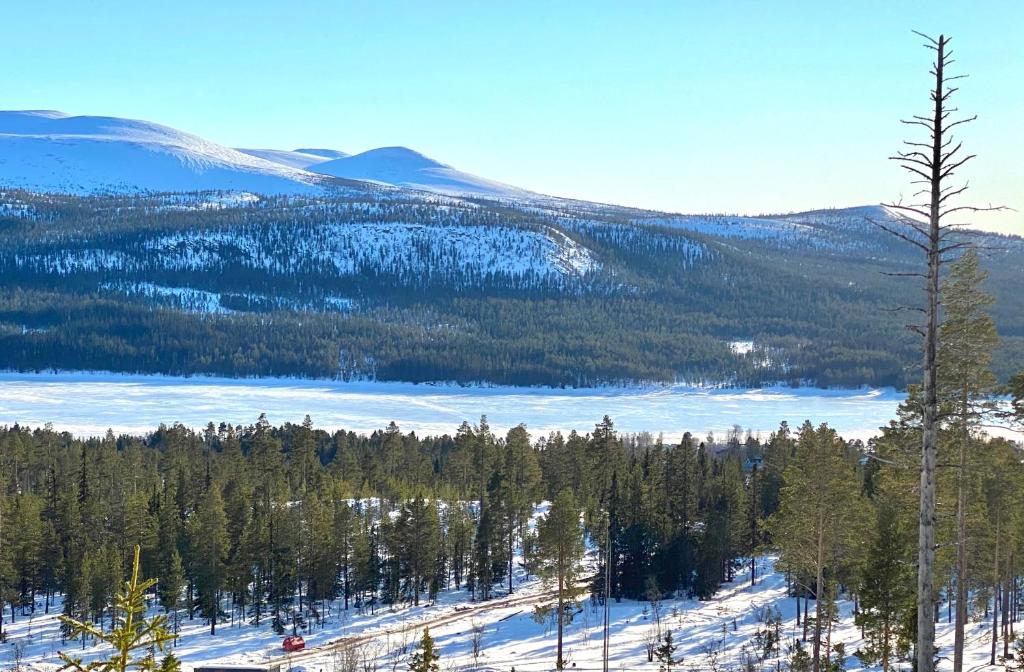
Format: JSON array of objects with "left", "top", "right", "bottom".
[
  {"left": 332, "top": 495, "right": 354, "bottom": 610},
  {"left": 398, "top": 497, "right": 440, "bottom": 605},
  {"left": 473, "top": 492, "right": 496, "bottom": 600},
  {"left": 1009, "top": 372, "right": 1024, "bottom": 425},
  {"left": 0, "top": 491, "right": 12, "bottom": 640},
  {"left": 58, "top": 545, "right": 178, "bottom": 672},
  {"left": 290, "top": 415, "right": 320, "bottom": 494},
  {"left": 855, "top": 497, "right": 914, "bottom": 672},
  {"left": 531, "top": 489, "right": 585, "bottom": 670},
  {"left": 771, "top": 423, "right": 864, "bottom": 672},
  {"left": 189, "top": 487, "right": 228, "bottom": 635},
  {"left": 500, "top": 425, "right": 542, "bottom": 594},
  {"left": 301, "top": 491, "right": 338, "bottom": 618},
  {"left": 409, "top": 627, "right": 440, "bottom": 672},
  {"left": 939, "top": 249, "right": 999, "bottom": 672}
]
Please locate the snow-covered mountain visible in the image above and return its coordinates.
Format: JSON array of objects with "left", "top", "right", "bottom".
[
  {"left": 0, "top": 109, "right": 538, "bottom": 200},
  {"left": 309, "top": 146, "right": 537, "bottom": 199},
  {"left": 0, "top": 110, "right": 326, "bottom": 194}
]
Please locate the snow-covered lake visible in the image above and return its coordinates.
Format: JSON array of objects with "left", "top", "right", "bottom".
[{"left": 0, "top": 372, "right": 905, "bottom": 440}]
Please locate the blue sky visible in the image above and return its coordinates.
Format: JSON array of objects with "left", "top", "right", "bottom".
[{"left": 6, "top": 1, "right": 1022, "bottom": 231}]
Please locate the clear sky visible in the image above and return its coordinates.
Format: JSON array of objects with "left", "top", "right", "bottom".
[{"left": 5, "top": 1, "right": 1022, "bottom": 232}]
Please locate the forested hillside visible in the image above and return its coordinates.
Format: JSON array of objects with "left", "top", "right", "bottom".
[{"left": 0, "top": 188, "right": 1021, "bottom": 387}]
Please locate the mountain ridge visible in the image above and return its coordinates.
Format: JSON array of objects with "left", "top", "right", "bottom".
[{"left": 0, "top": 110, "right": 326, "bottom": 194}]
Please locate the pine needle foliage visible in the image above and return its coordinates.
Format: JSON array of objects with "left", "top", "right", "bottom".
[{"left": 58, "top": 545, "right": 179, "bottom": 672}]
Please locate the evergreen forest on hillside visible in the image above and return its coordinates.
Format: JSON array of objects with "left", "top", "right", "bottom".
[{"left": 1, "top": 190, "right": 1022, "bottom": 388}]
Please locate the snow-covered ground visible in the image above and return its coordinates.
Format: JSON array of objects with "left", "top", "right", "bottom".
[
  {"left": 0, "top": 372, "right": 903, "bottom": 440},
  {"left": 0, "top": 553, "right": 1007, "bottom": 672}
]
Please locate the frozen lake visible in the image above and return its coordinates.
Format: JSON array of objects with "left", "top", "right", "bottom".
[{"left": 0, "top": 372, "right": 905, "bottom": 441}]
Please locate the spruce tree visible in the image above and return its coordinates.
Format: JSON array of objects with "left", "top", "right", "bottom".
[
  {"left": 409, "top": 627, "right": 440, "bottom": 672},
  {"left": 655, "top": 630, "right": 680, "bottom": 672},
  {"left": 157, "top": 549, "right": 185, "bottom": 635}
]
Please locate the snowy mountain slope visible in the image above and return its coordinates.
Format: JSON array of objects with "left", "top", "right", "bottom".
[
  {"left": 235, "top": 147, "right": 340, "bottom": 170},
  {"left": 311, "top": 146, "right": 538, "bottom": 199},
  {"left": 294, "top": 147, "right": 351, "bottom": 160},
  {"left": 633, "top": 213, "right": 816, "bottom": 242},
  {"left": 5, "top": 194, "right": 602, "bottom": 300},
  {"left": 615, "top": 204, "right": 930, "bottom": 254},
  {"left": 0, "top": 110, "right": 326, "bottom": 194}
]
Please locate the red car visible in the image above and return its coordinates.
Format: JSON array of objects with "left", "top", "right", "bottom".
[{"left": 282, "top": 635, "right": 305, "bottom": 652}]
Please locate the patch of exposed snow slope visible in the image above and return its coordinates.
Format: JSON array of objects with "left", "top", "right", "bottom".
[{"left": 312, "top": 146, "right": 537, "bottom": 199}]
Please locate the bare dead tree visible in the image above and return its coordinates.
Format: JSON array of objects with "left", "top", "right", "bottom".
[{"left": 876, "top": 32, "right": 1005, "bottom": 672}]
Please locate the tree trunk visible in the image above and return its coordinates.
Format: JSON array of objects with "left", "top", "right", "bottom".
[
  {"left": 556, "top": 559, "right": 565, "bottom": 670},
  {"left": 813, "top": 515, "right": 825, "bottom": 672},
  {"left": 883, "top": 617, "right": 891, "bottom": 672},
  {"left": 508, "top": 527, "right": 514, "bottom": 595},
  {"left": 954, "top": 391, "right": 970, "bottom": 672},
  {"left": 825, "top": 589, "right": 833, "bottom": 665},
  {"left": 1003, "top": 565, "right": 1011, "bottom": 659},
  {"left": 991, "top": 514, "right": 1000, "bottom": 666},
  {"left": 916, "top": 34, "right": 947, "bottom": 672},
  {"left": 751, "top": 466, "right": 757, "bottom": 587},
  {"left": 803, "top": 592, "right": 809, "bottom": 642}
]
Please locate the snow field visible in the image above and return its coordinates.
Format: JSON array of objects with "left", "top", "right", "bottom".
[{"left": 1, "top": 554, "right": 1008, "bottom": 672}]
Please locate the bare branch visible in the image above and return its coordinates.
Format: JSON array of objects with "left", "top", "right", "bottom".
[
  {"left": 939, "top": 141, "right": 963, "bottom": 164},
  {"left": 940, "top": 204, "right": 1008, "bottom": 217},
  {"left": 900, "top": 119, "right": 936, "bottom": 132},
  {"left": 937, "top": 184, "right": 969, "bottom": 204},
  {"left": 945, "top": 115, "right": 977, "bottom": 131},
  {"left": 940, "top": 154, "right": 976, "bottom": 174},
  {"left": 869, "top": 217, "right": 929, "bottom": 251},
  {"left": 898, "top": 164, "right": 934, "bottom": 182},
  {"left": 911, "top": 30, "right": 939, "bottom": 46},
  {"left": 938, "top": 241, "right": 974, "bottom": 254},
  {"left": 884, "top": 202, "right": 931, "bottom": 219}
]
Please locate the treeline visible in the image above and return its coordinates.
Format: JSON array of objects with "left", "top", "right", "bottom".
[{"left": 0, "top": 412, "right": 797, "bottom": 640}]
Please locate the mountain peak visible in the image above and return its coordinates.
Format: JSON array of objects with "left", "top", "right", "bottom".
[
  {"left": 311, "top": 146, "right": 532, "bottom": 199},
  {"left": 350, "top": 146, "right": 449, "bottom": 168},
  {"left": 0, "top": 110, "right": 324, "bottom": 194}
]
